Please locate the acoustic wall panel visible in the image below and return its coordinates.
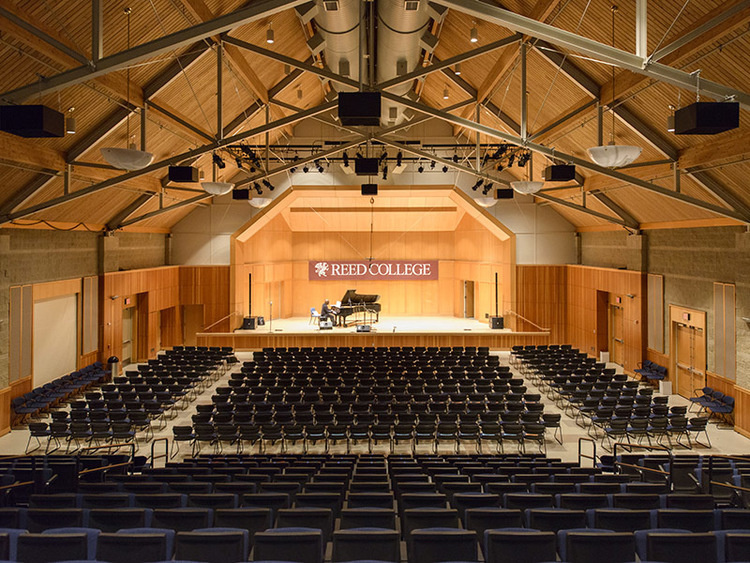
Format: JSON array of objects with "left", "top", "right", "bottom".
[
  {"left": 647, "top": 274, "right": 664, "bottom": 352},
  {"left": 82, "top": 276, "right": 99, "bottom": 354},
  {"left": 714, "top": 282, "right": 736, "bottom": 381},
  {"left": 33, "top": 295, "right": 77, "bottom": 386}
]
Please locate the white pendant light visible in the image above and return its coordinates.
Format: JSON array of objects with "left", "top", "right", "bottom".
[
  {"left": 587, "top": 144, "right": 642, "bottom": 168},
  {"left": 470, "top": 23, "right": 478, "bottom": 43},
  {"left": 249, "top": 197, "right": 272, "bottom": 208},
  {"left": 65, "top": 107, "right": 76, "bottom": 134},
  {"left": 266, "top": 23, "right": 274, "bottom": 44},
  {"left": 454, "top": 63, "right": 461, "bottom": 76},
  {"left": 475, "top": 197, "right": 498, "bottom": 208},
  {"left": 587, "top": 5, "right": 641, "bottom": 169},
  {"left": 101, "top": 8, "right": 154, "bottom": 171},
  {"left": 443, "top": 87, "right": 449, "bottom": 100},
  {"left": 511, "top": 180, "right": 543, "bottom": 194},
  {"left": 102, "top": 145, "right": 154, "bottom": 171},
  {"left": 201, "top": 181, "right": 234, "bottom": 195}
]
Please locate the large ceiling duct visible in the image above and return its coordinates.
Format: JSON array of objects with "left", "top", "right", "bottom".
[
  {"left": 313, "top": 0, "right": 362, "bottom": 92},
  {"left": 377, "top": 0, "right": 431, "bottom": 125}
]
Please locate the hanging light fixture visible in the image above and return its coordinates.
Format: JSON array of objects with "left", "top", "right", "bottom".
[
  {"left": 65, "top": 107, "right": 76, "bottom": 134},
  {"left": 587, "top": 5, "right": 641, "bottom": 169},
  {"left": 470, "top": 22, "right": 478, "bottom": 43},
  {"left": 266, "top": 22, "right": 275, "bottom": 44},
  {"left": 201, "top": 158, "right": 233, "bottom": 195},
  {"left": 511, "top": 151, "right": 543, "bottom": 194},
  {"left": 454, "top": 63, "right": 461, "bottom": 76},
  {"left": 297, "top": 87, "right": 303, "bottom": 100},
  {"left": 249, "top": 198, "right": 272, "bottom": 208},
  {"left": 443, "top": 87, "right": 449, "bottom": 100},
  {"left": 101, "top": 8, "right": 154, "bottom": 171},
  {"left": 475, "top": 197, "right": 498, "bottom": 208}
]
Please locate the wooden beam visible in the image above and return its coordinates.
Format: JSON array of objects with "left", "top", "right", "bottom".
[
  {"left": 599, "top": 0, "right": 750, "bottom": 105},
  {"left": 0, "top": 132, "right": 66, "bottom": 170},
  {"left": 477, "top": 0, "right": 562, "bottom": 104},
  {"left": 180, "top": 0, "right": 269, "bottom": 103},
  {"left": 0, "top": 0, "right": 144, "bottom": 106}
]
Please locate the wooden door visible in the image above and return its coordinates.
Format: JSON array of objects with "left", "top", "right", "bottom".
[
  {"left": 610, "top": 303, "right": 625, "bottom": 366},
  {"left": 183, "top": 304, "right": 204, "bottom": 346},
  {"left": 121, "top": 307, "right": 134, "bottom": 366},
  {"left": 464, "top": 281, "right": 475, "bottom": 318},
  {"left": 675, "top": 322, "right": 706, "bottom": 398},
  {"left": 596, "top": 291, "right": 609, "bottom": 356}
]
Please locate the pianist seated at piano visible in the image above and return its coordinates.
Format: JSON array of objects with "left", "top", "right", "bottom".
[{"left": 320, "top": 299, "right": 338, "bottom": 325}]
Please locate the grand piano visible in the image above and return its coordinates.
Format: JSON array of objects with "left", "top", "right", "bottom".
[{"left": 336, "top": 289, "right": 381, "bottom": 326}]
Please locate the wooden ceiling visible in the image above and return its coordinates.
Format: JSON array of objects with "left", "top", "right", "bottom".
[{"left": 0, "top": 0, "right": 748, "bottom": 234}]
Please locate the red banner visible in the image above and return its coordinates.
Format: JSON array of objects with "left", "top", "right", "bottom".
[{"left": 309, "top": 260, "right": 439, "bottom": 281}]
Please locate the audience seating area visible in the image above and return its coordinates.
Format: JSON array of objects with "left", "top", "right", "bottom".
[
  {"left": 12, "top": 363, "right": 109, "bottom": 427},
  {"left": 634, "top": 360, "right": 667, "bottom": 383},
  {"left": 182, "top": 346, "right": 553, "bottom": 457},
  {"left": 24, "top": 348, "right": 236, "bottom": 455},
  {"left": 690, "top": 387, "right": 736, "bottom": 423},
  {"left": 1, "top": 452, "right": 750, "bottom": 562},
  {"left": 512, "top": 345, "right": 711, "bottom": 452}
]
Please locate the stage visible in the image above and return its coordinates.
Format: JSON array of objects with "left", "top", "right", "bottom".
[{"left": 196, "top": 316, "right": 550, "bottom": 350}]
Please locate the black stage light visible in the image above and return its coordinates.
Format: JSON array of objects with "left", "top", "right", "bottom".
[
  {"left": 262, "top": 179, "right": 274, "bottom": 191},
  {"left": 442, "top": 165, "right": 448, "bottom": 173},
  {"left": 343, "top": 152, "right": 349, "bottom": 167},
  {"left": 396, "top": 151, "right": 403, "bottom": 167},
  {"left": 452, "top": 154, "right": 459, "bottom": 163},
  {"left": 303, "top": 165, "right": 309, "bottom": 173},
  {"left": 430, "top": 160, "right": 436, "bottom": 169},
  {"left": 212, "top": 153, "right": 226, "bottom": 169},
  {"left": 507, "top": 154, "right": 515, "bottom": 167},
  {"left": 253, "top": 182, "right": 262, "bottom": 195},
  {"left": 418, "top": 165, "right": 424, "bottom": 173},
  {"left": 235, "top": 157, "right": 244, "bottom": 169},
  {"left": 482, "top": 182, "right": 493, "bottom": 195},
  {"left": 382, "top": 165, "right": 388, "bottom": 180}
]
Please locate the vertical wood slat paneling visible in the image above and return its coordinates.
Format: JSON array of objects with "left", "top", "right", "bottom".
[
  {"left": 733, "top": 385, "right": 750, "bottom": 438},
  {"left": 648, "top": 274, "right": 664, "bottom": 352}
]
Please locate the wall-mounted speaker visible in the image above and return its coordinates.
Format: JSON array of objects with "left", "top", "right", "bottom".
[
  {"left": 361, "top": 183, "right": 378, "bottom": 196},
  {"left": 338, "top": 92, "right": 381, "bottom": 126},
  {"left": 232, "top": 188, "right": 250, "bottom": 200},
  {"left": 0, "top": 105, "right": 65, "bottom": 137},
  {"left": 240, "top": 317, "right": 256, "bottom": 330},
  {"left": 168, "top": 166, "right": 200, "bottom": 182}
]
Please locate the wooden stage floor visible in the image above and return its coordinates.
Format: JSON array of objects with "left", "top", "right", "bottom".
[{"left": 197, "top": 316, "right": 551, "bottom": 350}]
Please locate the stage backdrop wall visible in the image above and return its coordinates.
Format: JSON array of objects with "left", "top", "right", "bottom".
[
  {"left": 233, "top": 213, "right": 514, "bottom": 322},
  {"left": 32, "top": 295, "right": 78, "bottom": 386}
]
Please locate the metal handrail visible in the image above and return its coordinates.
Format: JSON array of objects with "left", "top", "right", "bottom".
[
  {"left": 503, "top": 310, "right": 550, "bottom": 332},
  {"left": 203, "top": 311, "right": 243, "bottom": 332},
  {"left": 612, "top": 441, "right": 674, "bottom": 490},
  {"left": 78, "top": 461, "right": 132, "bottom": 476},
  {"left": 707, "top": 454, "right": 750, "bottom": 495},
  {"left": 578, "top": 437, "right": 597, "bottom": 468},
  {"left": 151, "top": 438, "right": 169, "bottom": 468}
]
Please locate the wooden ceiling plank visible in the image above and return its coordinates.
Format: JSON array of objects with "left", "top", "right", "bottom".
[{"left": 149, "top": 100, "right": 214, "bottom": 142}]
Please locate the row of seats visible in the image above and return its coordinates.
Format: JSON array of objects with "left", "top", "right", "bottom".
[{"left": 12, "top": 363, "right": 108, "bottom": 426}]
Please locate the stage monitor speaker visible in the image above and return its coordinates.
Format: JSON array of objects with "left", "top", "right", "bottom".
[
  {"left": 320, "top": 320, "right": 333, "bottom": 330},
  {"left": 355, "top": 158, "right": 379, "bottom": 176},
  {"left": 489, "top": 316, "right": 504, "bottom": 329},
  {"left": 674, "top": 102, "right": 739, "bottom": 135},
  {"left": 232, "top": 188, "right": 250, "bottom": 200},
  {"left": 0, "top": 105, "right": 65, "bottom": 137},
  {"left": 168, "top": 166, "right": 199, "bottom": 183},
  {"left": 256, "top": 316, "right": 265, "bottom": 326},
  {"left": 240, "top": 316, "right": 256, "bottom": 330},
  {"left": 338, "top": 91, "right": 381, "bottom": 126},
  {"left": 361, "top": 183, "right": 378, "bottom": 196},
  {"left": 543, "top": 164, "right": 576, "bottom": 182},
  {"left": 356, "top": 324, "right": 371, "bottom": 332},
  {"left": 496, "top": 188, "right": 514, "bottom": 199}
]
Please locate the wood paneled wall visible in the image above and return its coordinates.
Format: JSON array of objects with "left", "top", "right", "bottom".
[
  {"left": 101, "top": 266, "right": 180, "bottom": 363},
  {"left": 733, "top": 385, "right": 750, "bottom": 438},
  {"left": 180, "top": 266, "right": 231, "bottom": 332},
  {"left": 233, "top": 212, "right": 514, "bottom": 321},
  {"left": 515, "top": 265, "right": 567, "bottom": 343},
  {"left": 515, "top": 265, "right": 645, "bottom": 374},
  {"left": 566, "top": 266, "right": 644, "bottom": 373}
]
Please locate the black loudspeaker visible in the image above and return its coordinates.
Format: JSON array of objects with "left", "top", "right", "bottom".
[
  {"left": 232, "top": 188, "right": 250, "bottom": 200},
  {"left": 240, "top": 317, "right": 256, "bottom": 330},
  {"left": 543, "top": 164, "right": 576, "bottom": 181},
  {"left": 674, "top": 102, "right": 739, "bottom": 135},
  {"left": 0, "top": 105, "right": 65, "bottom": 137},
  {"left": 356, "top": 325, "right": 371, "bottom": 332},
  {"left": 320, "top": 320, "right": 333, "bottom": 330},
  {"left": 496, "top": 188, "right": 514, "bottom": 199},
  {"left": 256, "top": 316, "right": 265, "bottom": 326},
  {"left": 355, "top": 158, "right": 379, "bottom": 176},
  {"left": 361, "top": 183, "right": 378, "bottom": 196},
  {"left": 168, "top": 166, "right": 200, "bottom": 182},
  {"left": 489, "top": 316, "right": 504, "bottom": 329},
  {"left": 338, "top": 92, "right": 381, "bottom": 126}
]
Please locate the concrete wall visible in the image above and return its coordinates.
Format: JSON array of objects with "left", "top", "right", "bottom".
[
  {"left": 580, "top": 227, "right": 750, "bottom": 388},
  {"left": 0, "top": 229, "right": 167, "bottom": 388}
]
